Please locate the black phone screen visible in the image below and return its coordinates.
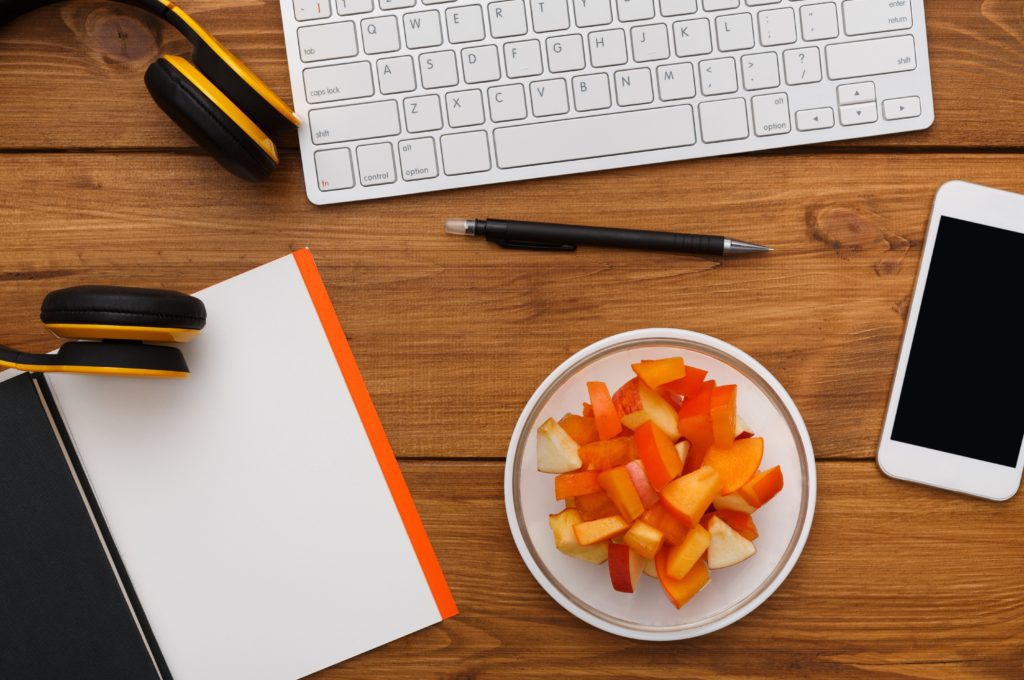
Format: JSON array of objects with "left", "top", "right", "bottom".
[{"left": 891, "top": 216, "right": 1024, "bottom": 468}]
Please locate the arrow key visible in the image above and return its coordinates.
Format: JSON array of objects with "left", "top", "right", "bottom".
[
  {"left": 883, "top": 96, "right": 922, "bottom": 121},
  {"left": 837, "top": 81, "right": 875, "bottom": 106},
  {"left": 796, "top": 107, "right": 835, "bottom": 131},
  {"left": 839, "top": 102, "right": 878, "bottom": 126}
]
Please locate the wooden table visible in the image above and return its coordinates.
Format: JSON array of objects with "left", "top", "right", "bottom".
[{"left": 2, "top": 2, "right": 1022, "bottom": 677}]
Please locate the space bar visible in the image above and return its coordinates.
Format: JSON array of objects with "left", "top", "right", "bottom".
[{"left": 493, "top": 106, "right": 696, "bottom": 169}]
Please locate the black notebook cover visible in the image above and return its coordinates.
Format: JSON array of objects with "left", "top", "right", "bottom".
[{"left": 0, "top": 373, "right": 163, "bottom": 680}]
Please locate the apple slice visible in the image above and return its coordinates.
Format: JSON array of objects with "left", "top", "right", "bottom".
[
  {"left": 643, "top": 559, "right": 659, "bottom": 579},
  {"left": 701, "top": 510, "right": 758, "bottom": 541},
  {"left": 623, "top": 519, "right": 664, "bottom": 560},
  {"left": 608, "top": 543, "right": 644, "bottom": 593},
  {"left": 537, "top": 418, "right": 582, "bottom": 473},
  {"left": 675, "top": 440, "right": 691, "bottom": 469},
  {"left": 612, "top": 378, "right": 681, "bottom": 440},
  {"left": 707, "top": 515, "right": 756, "bottom": 569},
  {"left": 735, "top": 414, "right": 753, "bottom": 439},
  {"left": 713, "top": 492, "right": 758, "bottom": 514},
  {"left": 549, "top": 509, "right": 609, "bottom": 564},
  {"left": 624, "top": 459, "right": 659, "bottom": 508}
]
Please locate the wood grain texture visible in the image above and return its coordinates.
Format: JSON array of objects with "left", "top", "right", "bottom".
[
  {"left": 305, "top": 460, "right": 1024, "bottom": 679},
  {"left": 0, "top": 1, "right": 1024, "bottom": 149},
  {"left": 3, "top": 152, "right": 1023, "bottom": 460}
]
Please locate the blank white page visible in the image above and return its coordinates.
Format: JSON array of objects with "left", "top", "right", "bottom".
[{"left": 47, "top": 252, "right": 454, "bottom": 680}]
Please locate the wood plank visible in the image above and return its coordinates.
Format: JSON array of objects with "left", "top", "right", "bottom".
[
  {"left": 0, "top": 152, "right": 1020, "bottom": 460},
  {"left": 0, "top": 1, "right": 1022, "bottom": 149},
  {"left": 309, "top": 460, "right": 1024, "bottom": 679}
]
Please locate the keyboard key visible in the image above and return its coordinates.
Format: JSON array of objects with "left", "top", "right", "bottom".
[
  {"left": 441, "top": 130, "right": 492, "bottom": 174},
  {"left": 309, "top": 100, "right": 401, "bottom": 144},
  {"left": 380, "top": 0, "right": 415, "bottom": 8},
  {"left": 529, "top": 78, "right": 570, "bottom": 116},
  {"left": 839, "top": 101, "right": 877, "bottom": 125},
  {"left": 673, "top": 18, "right": 712, "bottom": 57},
  {"left": 446, "top": 89, "right": 487, "bottom": 126},
  {"left": 462, "top": 44, "right": 502, "bottom": 82},
  {"left": 826, "top": 36, "right": 916, "bottom": 80},
  {"left": 882, "top": 96, "right": 921, "bottom": 120},
  {"left": 783, "top": 46, "right": 821, "bottom": 84},
  {"left": 614, "top": 67, "right": 653, "bottom": 105},
  {"left": 398, "top": 138, "right": 439, "bottom": 180},
  {"left": 751, "top": 92, "right": 790, "bottom": 136},
  {"left": 547, "top": 34, "right": 586, "bottom": 72},
  {"left": 757, "top": 7, "right": 796, "bottom": 46},
  {"left": 403, "top": 94, "right": 444, "bottom": 131},
  {"left": 702, "top": 0, "right": 738, "bottom": 9},
  {"left": 574, "top": 0, "right": 613, "bottom": 27},
  {"left": 504, "top": 40, "right": 544, "bottom": 77},
  {"left": 336, "top": 0, "right": 373, "bottom": 14},
  {"left": 842, "top": 0, "right": 912, "bottom": 36},
  {"left": 404, "top": 11, "right": 444, "bottom": 48},
  {"left": 419, "top": 50, "right": 459, "bottom": 88},
  {"left": 715, "top": 13, "right": 755, "bottom": 52},
  {"left": 422, "top": 0, "right": 456, "bottom": 4},
  {"left": 744, "top": 0, "right": 780, "bottom": 5},
  {"left": 698, "top": 97, "right": 748, "bottom": 142},
  {"left": 699, "top": 56, "right": 737, "bottom": 95},
  {"left": 303, "top": 62, "right": 374, "bottom": 104},
  {"left": 447, "top": 5, "right": 487, "bottom": 42},
  {"left": 656, "top": 62, "right": 696, "bottom": 100},
  {"left": 590, "top": 29, "right": 628, "bottom": 67},
  {"left": 489, "top": 1, "right": 529, "bottom": 37},
  {"left": 741, "top": 52, "right": 779, "bottom": 90},
  {"left": 314, "top": 148, "right": 355, "bottom": 191},
  {"left": 617, "top": 0, "right": 655, "bottom": 22},
  {"left": 631, "top": 24, "right": 670, "bottom": 62},
  {"left": 795, "top": 107, "right": 835, "bottom": 130},
  {"left": 294, "top": 0, "right": 331, "bottom": 21},
  {"left": 377, "top": 56, "right": 417, "bottom": 94},
  {"left": 493, "top": 105, "right": 696, "bottom": 168},
  {"left": 530, "top": 0, "right": 571, "bottom": 32},
  {"left": 659, "top": 0, "right": 696, "bottom": 17},
  {"left": 488, "top": 83, "right": 529, "bottom": 121},
  {"left": 297, "top": 22, "right": 357, "bottom": 62},
  {"left": 356, "top": 142, "right": 397, "bottom": 186},
  {"left": 572, "top": 73, "right": 612, "bottom": 110},
  {"left": 800, "top": 2, "right": 839, "bottom": 41},
  {"left": 837, "top": 81, "right": 874, "bottom": 105},
  {"left": 361, "top": 16, "right": 401, "bottom": 54}
]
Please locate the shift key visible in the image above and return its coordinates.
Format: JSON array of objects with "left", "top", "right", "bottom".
[
  {"left": 308, "top": 100, "right": 400, "bottom": 145},
  {"left": 826, "top": 35, "right": 916, "bottom": 80}
]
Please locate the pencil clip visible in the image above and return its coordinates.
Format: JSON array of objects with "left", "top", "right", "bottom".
[{"left": 495, "top": 240, "right": 577, "bottom": 252}]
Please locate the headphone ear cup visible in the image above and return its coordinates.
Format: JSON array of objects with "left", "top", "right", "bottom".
[
  {"left": 41, "top": 286, "right": 206, "bottom": 342},
  {"left": 144, "top": 56, "right": 277, "bottom": 182}
]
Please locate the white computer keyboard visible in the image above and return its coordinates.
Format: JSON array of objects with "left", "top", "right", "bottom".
[{"left": 278, "top": 0, "right": 933, "bottom": 205}]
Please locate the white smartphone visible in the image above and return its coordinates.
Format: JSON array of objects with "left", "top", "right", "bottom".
[{"left": 877, "top": 181, "right": 1024, "bottom": 501}]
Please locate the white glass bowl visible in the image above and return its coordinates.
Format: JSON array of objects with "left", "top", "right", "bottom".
[{"left": 504, "top": 328, "right": 816, "bottom": 640}]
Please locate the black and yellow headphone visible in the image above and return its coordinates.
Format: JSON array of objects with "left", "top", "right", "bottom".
[
  {"left": 0, "top": 0, "right": 300, "bottom": 181},
  {"left": 0, "top": 286, "right": 207, "bottom": 378}
]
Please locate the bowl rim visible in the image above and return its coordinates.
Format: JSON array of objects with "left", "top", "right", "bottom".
[{"left": 503, "top": 328, "right": 817, "bottom": 641}]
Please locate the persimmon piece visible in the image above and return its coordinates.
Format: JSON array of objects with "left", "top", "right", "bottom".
[
  {"left": 666, "top": 524, "right": 711, "bottom": 579},
  {"left": 738, "top": 465, "right": 784, "bottom": 508},
  {"left": 656, "top": 548, "right": 709, "bottom": 609},
  {"left": 633, "top": 420, "right": 683, "bottom": 491},
  {"left": 701, "top": 510, "right": 758, "bottom": 541},
  {"left": 587, "top": 382, "right": 622, "bottom": 440},
  {"left": 554, "top": 470, "right": 602, "bottom": 500},
  {"left": 582, "top": 402, "right": 593, "bottom": 418},
  {"left": 678, "top": 381, "right": 716, "bottom": 472},
  {"left": 575, "top": 490, "right": 620, "bottom": 520},
  {"left": 709, "top": 384, "right": 737, "bottom": 448},
  {"left": 598, "top": 466, "right": 645, "bottom": 521},
  {"left": 631, "top": 358, "right": 686, "bottom": 388},
  {"left": 702, "top": 437, "right": 764, "bottom": 495},
  {"left": 579, "top": 437, "right": 635, "bottom": 470},
  {"left": 623, "top": 520, "right": 664, "bottom": 560},
  {"left": 641, "top": 503, "right": 690, "bottom": 546},
  {"left": 660, "top": 367, "right": 709, "bottom": 405},
  {"left": 559, "top": 414, "right": 599, "bottom": 445},
  {"left": 573, "top": 515, "right": 630, "bottom": 546},
  {"left": 661, "top": 466, "right": 721, "bottom": 528}
]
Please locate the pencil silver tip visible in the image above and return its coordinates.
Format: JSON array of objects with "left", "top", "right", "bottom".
[
  {"left": 724, "top": 239, "right": 772, "bottom": 255},
  {"left": 444, "top": 219, "right": 477, "bottom": 236}
]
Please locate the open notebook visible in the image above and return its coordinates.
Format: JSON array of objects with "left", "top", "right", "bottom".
[{"left": 0, "top": 251, "right": 455, "bottom": 679}]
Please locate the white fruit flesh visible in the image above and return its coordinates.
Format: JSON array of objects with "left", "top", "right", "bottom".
[{"left": 537, "top": 418, "right": 582, "bottom": 473}]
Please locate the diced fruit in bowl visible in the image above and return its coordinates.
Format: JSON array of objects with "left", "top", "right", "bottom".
[
  {"left": 549, "top": 509, "right": 609, "bottom": 565},
  {"left": 608, "top": 543, "right": 645, "bottom": 593},
  {"left": 536, "top": 355, "right": 784, "bottom": 609}
]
